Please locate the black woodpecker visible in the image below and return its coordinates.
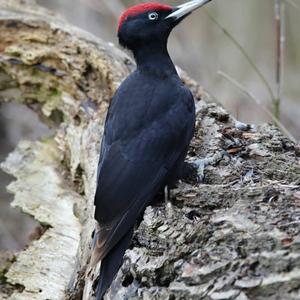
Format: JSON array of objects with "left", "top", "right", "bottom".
[{"left": 91, "top": 1, "right": 212, "bottom": 299}]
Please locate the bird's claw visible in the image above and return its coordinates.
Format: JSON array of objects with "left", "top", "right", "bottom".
[
  {"left": 191, "top": 159, "right": 205, "bottom": 183},
  {"left": 191, "top": 150, "right": 229, "bottom": 184}
]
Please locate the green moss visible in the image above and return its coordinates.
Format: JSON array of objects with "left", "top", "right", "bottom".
[
  {"left": 49, "top": 88, "right": 61, "bottom": 98},
  {"left": 0, "top": 258, "right": 14, "bottom": 284}
]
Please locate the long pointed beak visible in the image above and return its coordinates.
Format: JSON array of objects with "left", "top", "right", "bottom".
[{"left": 166, "top": 0, "right": 212, "bottom": 20}]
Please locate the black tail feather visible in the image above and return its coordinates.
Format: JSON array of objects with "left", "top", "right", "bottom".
[{"left": 96, "top": 227, "right": 134, "bottom": 300}]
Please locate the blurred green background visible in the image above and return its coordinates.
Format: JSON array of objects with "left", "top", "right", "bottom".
[{"left": 0, "top": 0, "right": 299, "bottom": 250}]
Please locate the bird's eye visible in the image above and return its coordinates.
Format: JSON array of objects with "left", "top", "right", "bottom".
[{"left": 148, "top": 12, "right": 159, "bottom": 21}]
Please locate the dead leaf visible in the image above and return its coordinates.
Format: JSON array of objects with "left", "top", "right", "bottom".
[{"left": 228, "top": 147, "right": 242, "bottom": 154}]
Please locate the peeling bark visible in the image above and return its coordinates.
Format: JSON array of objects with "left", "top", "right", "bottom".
[
  {"left": 0, "top": 1, "right": 299, "bottom": 300},
  {"left": 0, "top": 1, "right": 133, "bottom": 299}
]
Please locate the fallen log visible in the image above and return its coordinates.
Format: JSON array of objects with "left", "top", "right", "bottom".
[{"left": 0, "top": 1, "right": 299, "bottom": 300}]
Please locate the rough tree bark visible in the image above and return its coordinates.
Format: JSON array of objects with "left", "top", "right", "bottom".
[{"left": 0, "top": 1, "right": 299, "bottom": 300}]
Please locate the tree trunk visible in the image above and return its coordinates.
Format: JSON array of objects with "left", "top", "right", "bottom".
[{"left": 0, "top": 1, "right": 299, "bottom": 300}]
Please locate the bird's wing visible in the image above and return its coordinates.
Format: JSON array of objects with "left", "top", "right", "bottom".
[
  {"left": 91, "top": 144, "right": 169, "bottom": 265},
  {"left": 92, "top": 85, "right": 195, "bottom": 265}
]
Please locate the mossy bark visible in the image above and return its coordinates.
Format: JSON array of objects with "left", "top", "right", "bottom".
[{"left": 0, "top": 1, "right": 299, "bottom": 300}]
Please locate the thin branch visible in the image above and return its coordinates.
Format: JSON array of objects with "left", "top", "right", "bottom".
[
  {"left": 218, "top": 70, "right": 296, "bottom": 143},
  {"left": 274, "top": 0, "right": 285, "bottom": 120},
  {"left": 204, "top": 9, "right": 276, "bottom": 103},
  {"left": 286, "top": 0, "right": 300, "bottom": 10}
]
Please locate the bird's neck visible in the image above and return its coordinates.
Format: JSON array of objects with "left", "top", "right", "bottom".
[{"left": 133, "top": 42, "right": 177, "bottom": 77}]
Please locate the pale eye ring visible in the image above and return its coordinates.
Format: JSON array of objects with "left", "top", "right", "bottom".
[{"left": 148, "top": 12, "right": 159, "bottom": 21}]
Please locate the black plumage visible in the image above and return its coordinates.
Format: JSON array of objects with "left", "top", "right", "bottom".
[{"left": 90, "top": 1, "right": 211, "bottom": 298}]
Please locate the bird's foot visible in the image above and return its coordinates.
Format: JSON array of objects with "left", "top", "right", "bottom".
[
  {"left": 191, "top": 150, "right": 228, "bottom": 183},
  {"left": 164, "top": 185, "right": 171, "bottom": 203},
  {"left": 164, "top": 186, "right": 174, "bottom": 217}
]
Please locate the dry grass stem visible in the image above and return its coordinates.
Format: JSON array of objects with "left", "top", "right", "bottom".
[
  {"left": 204, "top": 9, "right": 275, "bottom": 103},
  {"left": 274, "top": 0, "right": 286, "bottom": 120},
  {"left": 218, "top": 70, "right": 296, "bottom": 143}
]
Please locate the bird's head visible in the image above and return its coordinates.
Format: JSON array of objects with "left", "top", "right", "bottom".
[{"left": 118, "top": 0, "right": 211, "bottom": 50}]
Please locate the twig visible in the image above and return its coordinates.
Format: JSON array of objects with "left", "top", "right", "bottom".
[
  {"left": 274, "top": 0, "right": 285, "bottom": 120},
  {"left": 286, "top": 0, "right": 300, "bottom": 10},
  {"left": 218, "top": 70, "right": 296, "bottom": 143},
  {"left": 204, "top": 9, "right": 276, "bottom": 104},
  {"left": 277, "top": 184, "right": 299, "bottom": 189},
  {"left": 278, "top": 220, "right": 300, "bottom": 228}
]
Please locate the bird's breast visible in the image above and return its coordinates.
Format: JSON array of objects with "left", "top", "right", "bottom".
[{"left": 106, "top": 73, "right": 195, "bottom": 147}]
